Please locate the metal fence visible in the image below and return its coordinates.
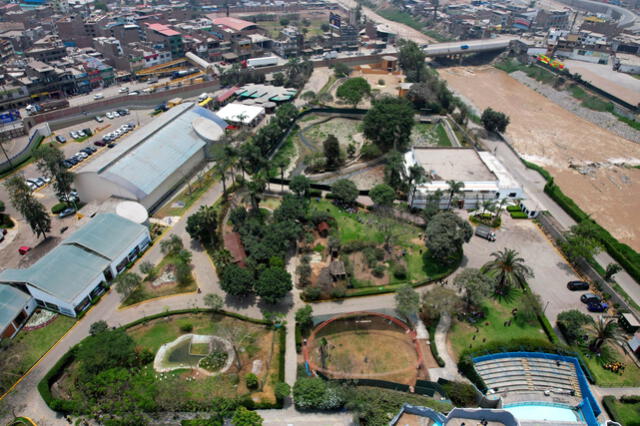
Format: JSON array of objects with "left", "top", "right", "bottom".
[{"left": 0, "top": 124, "right": 49, "bottom": 174}]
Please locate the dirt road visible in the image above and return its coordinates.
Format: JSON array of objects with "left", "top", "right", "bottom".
[
  {"left": 441, "top": 66, "right": 640, "bottom": 251},
  {"left": 334, "top": 0, "right": 434, "bottom": 43}
]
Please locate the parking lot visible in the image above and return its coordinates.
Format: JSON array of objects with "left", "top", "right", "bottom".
[{"left": 462, "top": 215, "right": 595, "bottom": 324}]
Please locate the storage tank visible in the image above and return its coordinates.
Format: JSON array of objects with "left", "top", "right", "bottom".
[{"left": 116, "top": 201, "right": 149, "bottom": 226}]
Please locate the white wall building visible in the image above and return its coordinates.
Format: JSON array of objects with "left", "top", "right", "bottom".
[
  {"left": 0, "top": 214, "right": 150, "bottom": 317},
  {"left": 405, "top": 148, "right": 523, "bottom": 210},
  {"left": 74, "top": 103, "right": 226, "bottom": 211},
  {"left": 216, "top": 103, "right": 265, "bottom": 127}
]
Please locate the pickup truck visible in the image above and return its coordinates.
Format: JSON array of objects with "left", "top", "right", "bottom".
[{"left": 475, "top": 224, "right": 496, "bottom": 241}]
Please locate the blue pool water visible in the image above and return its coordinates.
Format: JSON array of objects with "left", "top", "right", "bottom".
[{"left": 504, "top": 402, "right": 582, "bottom": 422}]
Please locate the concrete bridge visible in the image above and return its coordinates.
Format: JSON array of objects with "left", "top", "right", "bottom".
[{"left": 422, "top": 37, "right": 517, "bottom": 57}]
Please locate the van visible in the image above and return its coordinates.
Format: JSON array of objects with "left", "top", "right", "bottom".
[
  {"left": 567, "top": 280, "right": 589, "bottom": 291},
  {"left": 198, "top": 92, "right": 208, "bottom": 102}
]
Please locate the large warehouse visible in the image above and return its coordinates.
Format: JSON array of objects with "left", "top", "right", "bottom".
[
  {"left": 74, "top": 102, "right": 227, "bottom": 211},
  {"left": 0, "top": 214, "right": 150, "bottom": 318},
  {"left": 405, "top": 147, "right": 523, "bottom": 210}
]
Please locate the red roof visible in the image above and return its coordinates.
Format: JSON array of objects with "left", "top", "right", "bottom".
[
  {"left": 217, "top": 85, "right": 238, "bottom": 103},
  {"left": 210, "top": 16, "right": 256, "bottom": 32},
  {"left": 223, "top": 232, "right": 247, "bottom": 267},
  {"left": 147, "top": 23, "right": 181, "bottom": 37}
]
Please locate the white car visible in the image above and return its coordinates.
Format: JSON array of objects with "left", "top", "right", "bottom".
[
  {"left": 93, "top": 93, "right": 104, "bottom": 100},
  {"left": 75, "top": 152, "right": 88, "bottom": 159},
  {"left": 106, "top": 112, "right": 115, "bottom": 119},
  {"left": 118, "top": 87, "right": 129, "bottom": 94},
  {"left": 26, "top": 181, "right": 37, "bottom": 191}
]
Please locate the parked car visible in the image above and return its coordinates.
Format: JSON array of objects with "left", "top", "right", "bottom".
[
  {"left": 55, "top": 135, "right": 67, "bottom": 143},
  {"left": 118, "top": 87, "right": 129, "bottom": 94},
  {"left": 33, "top": 177, "right": 46, "bottom": 186},
  {"left": 94, "top": 140, "right": 106, "bottom": 147},
  {"left": 588, "top": 302, "right": 608, "bottom": 312},
  {"left": 129, "top": 91, "right": 140, "bottom": 96},
  {"left": 77, "top": 130, "right": 86, "bottom": 138},
  {"left": 567, "top": 281, "right": 590, "bottom": 291},
  {"left": 475, "top": 225, "right": 496, "bottom": 241},
  {"left": 62, "top": 160, "right": 72, "bottom": 168},
  {"left": 107, "top": 143, "right": 116, "bottom": 148},
  {"left": 67, "top": 157, "right": 78, "bottom": 165},
  {"left": 18, "top": 246, "right": 31, "bottom": 255},
  {"left": 25, "top": 181, "right": 37, "bottom": 191},
  {"left": 95, "top": 116, "right": 104, "bottom": 123},
  {"left": 27, "top": 178, "right": 43, "bottom": 188},
  {"left": 58, "top": 207, "right": 76, "bottom": 218},
  {"left": 581, "top": 293, "right": 601, "bottom": 304},
  {"left": 70, "top": 130, "right": 79, "bottom": 139},
  {"left": 93, "top": 93, "right": 104, "bottom": 100},
  {"left": 117, "top": 109, "right": 129, "bottom": 116},
  {"left": 75, "top": 152, "right": 88, "bottom": 159},
  {"left": 106, "top": 112, "right": 115, "bottom": 119}
]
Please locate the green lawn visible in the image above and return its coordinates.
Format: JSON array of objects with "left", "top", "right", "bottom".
[
  {"left": 0, "top": 315, "right": 76, "bottom": 394},
  {"left": 581, "top": 350, "right": 640, "bottom": 387},
  {"left": 412, "top": 123, "right": 452, "bottom": 147},
  {"left": 121, "top": 252, "right": 197, "bottom": 307},
  {"left": 494, "top": 59, "right": 556, "bottom": 84},
  {"left": 567, "top": 85, "right": 614, "bottom": 112},
  {"left": 608, "top": 399, "right": 640, "bottom": 426},
  {"left": 448, "top": 289, "right": 548, "bottom": 358},
  {"left": 310, "top": 199, "right": 452, "bottom": 287},
  {"left": 154, "top": 170, "right": 218, "bottom": 218}
]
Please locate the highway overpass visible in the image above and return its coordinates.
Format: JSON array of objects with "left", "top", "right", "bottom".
[{"left": 422, "top": 37, "right": 516, "bottom": 57}]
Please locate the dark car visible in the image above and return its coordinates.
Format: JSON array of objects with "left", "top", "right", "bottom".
[
  {"left": 567, "top": 281, "right": 589, "bottom": 291},
  {"left": 82, "top": 128, "right": 93, "bottom": 136},
  {"left": 81, "top": 148, "right": 94, "bottom": 155},
  {"left": 107, "top": 143, "right": 116, "bottom": 148},
  {"left": 581, "top": 293, "right": 601, "bottom": 304},
  {"left": 588, "top": 302, "right": 608, "bottom": 312},
  {"left": 62, "top": 160, "right": 72, "bottom": 168},
  {"left": 58, "top": 207, "right": 76, "bottom": 218},
  {"left": 67, "top": 157, "right": 78, "bottom": 165},
  {"left": 461, "top": 44, "right": 470, "bottom": 49},
  {"left": 94, "top": 140, "right": 106, "bottom": 147},
  {"left": 55, "top": 135, "right": 67, "bottom": 143}
]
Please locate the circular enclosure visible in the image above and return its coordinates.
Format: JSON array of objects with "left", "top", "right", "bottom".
[
  {"left": 153, "top": 334, "right": 234, "bottom": 376},
  {"left": 304, "top": 311, "right": 422, "bottom": 384}
]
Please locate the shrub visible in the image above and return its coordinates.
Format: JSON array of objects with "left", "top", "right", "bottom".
[
  {"left": 180, "top": 322, "right": 193, "bottom": 332},
  {"left": 293, "top": 377, "right": 344, "bottom": 410},
  {"left": 506, "top": 205, "right": 521, "bottom": 212},
  {"left": 307, "top": 188, "right": 322, "bottom": 198},
  {"left": 302, "top": 286, "right": 322, "bottom": 301},
  {"left": 51, "top": 202, "right": 69, "bottom": 214},
  {"left": 360, "top": 143, "right": 382, "bottom": 160},
  {"left": 393, "top": 264, "right": 407, "bottom": 280},
  {"left": 372, "top": 264, "right": 385, "bottom": 278},
  {"left": 330, "top": 285, "right": 347, "bottom": 298},
  {"left": 200, "top": 351, "right": 229, "bottom": 372},
  {"left": 510, "top": 211, "right": 528, "bottom": 219},
  {"left": 275, "top": 382, "right": 291, "bottom": 399},
  {"left": 620, "top": 395, "right": 640, "bottom": 403},
  {"left": 313, "top": 243, "right": 325, "bottom": 253},
  {"left": 378, "top": 79, "right": 385, "bottom": 85},
  {"left": 245, "top": 373, "right": 259, "bottom": 389},
  {"left": 441, "top": 381, "right": 478, "bottom": 407}
]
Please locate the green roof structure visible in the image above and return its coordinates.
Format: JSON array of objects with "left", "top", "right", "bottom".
[
  {"left": 64, "top": 213, "right": 148, "bottom": 260},
  {"left": 0, "top": 285, "right": 31, "bottom": 332},
  {"left": 0, "top": 245, "right": 110, "bottom": 304}
]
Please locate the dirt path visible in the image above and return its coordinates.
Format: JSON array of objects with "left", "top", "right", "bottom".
[
  {"left": 441, "top": 66, "right": 640, "bottom": 251},
  {"left": 334, "top": 0, "right": 434, "bottom": 43}
]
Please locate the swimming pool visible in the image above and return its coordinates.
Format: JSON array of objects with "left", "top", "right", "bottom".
[{"left": 504, "top": 402, "right": 583, "bottom": 423}]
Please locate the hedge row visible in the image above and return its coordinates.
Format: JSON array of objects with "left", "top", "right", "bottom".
[
  {"left": 602, "top": 396, "right": 622, "bottom": 424},
  {"left": 123, "top": 308, "right": 271, "bottom": 330},
  {"left": 509, "top": 211, "right": 528, "bottom": 219},
  {"left": 537, "top": 313, "right": 559, "bottom": 344},
  {"left": 37, "top": 347, "right": 79, "bottom": 415},
  {"left": 295, "top": 323, "right": 303, "bottom": 353},
  {"left": 427, "top": 322, "right": 445, "bottom": 367},
  {"left": 522, "top": 160, "right": 640, "bottom": 286}
]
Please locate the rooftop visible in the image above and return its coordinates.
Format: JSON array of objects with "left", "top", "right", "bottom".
[
  {"left": 147, "top": 23, "right": 181, "bottom": 37},
  {"left": 217, "top": 103, "right": 264, "bottom": 125},
  {"left": 78, "top": 103, "right": 226, "bottom": 198},
  {"left": 64, "top": 213, "right": 148, "bottom": 260},
  {"left": 0, "top": 285, "right": 31, "bottom": 332},
  {"left": 209, "top": 16, "right": 257, "bottom": 32},
  {"left": 411, "top": 148, "right": 496, "bottom": 182}
]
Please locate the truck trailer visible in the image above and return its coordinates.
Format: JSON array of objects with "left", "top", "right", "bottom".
[
  {"left": 475, "top": 225, "right": 496, "bottom": 242},
  {"left": 243, "top": 56, "right": 279, "bottom": 68}
]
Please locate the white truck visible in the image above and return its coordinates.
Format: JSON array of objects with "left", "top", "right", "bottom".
[
  {"left": 245, "top": 56, "right": 279, "bottom": 68},
  {"left": 323, "top": 50, "right": 338, "bottom": 60}
]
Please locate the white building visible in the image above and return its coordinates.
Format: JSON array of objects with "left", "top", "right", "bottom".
[
  {"left": 0, "top": 286, "right": 37, "bottom": 340},
  {"left": 0, "top": 214, "right": 150, "bottom": 317},
  {"left": 217, "top": 103, "right": 265, "bottom": 127},
  {"left": 405, "top": 148, "right": 523, "bottom": 210},
  {"left": 74, "top": 102, "right": 227, "bottom": 211}
]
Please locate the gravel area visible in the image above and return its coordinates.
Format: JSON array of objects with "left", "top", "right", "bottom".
[{"left": 510, "top": 71, "right": 640, "bottom": 144}]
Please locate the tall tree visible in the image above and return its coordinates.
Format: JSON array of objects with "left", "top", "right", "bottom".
[
  {"left": 604, "top": 263, "right": 622, "bottom": 282},
  {"left": 446, "top": 180, "right": 464, "bottom": 209},
  {"left": 394, "top": 284, "right": 420, "bottom": 323},
  {"left": 4, "top": 176, "right": 50, "bottom": 239},
  {"left": 323, "top": 134, "right": 342, "bottom": 170},
  {"left": 255, "top": 266, "right": 292, "bottom": 304},
  {"left": 232, "top": 406, "right": 263, "bottom": 426},
  {"left": 160, "top": 234, "right": 183, "bottom": 256},
  {"left": 481, "top": 108, "right": 510, "bottom": 133},
  {"left": 220, "top": 264, "right": 254, "bottom": 297},
  {"left": 407, "top": 163, "right": 427, "bottom": 204},
  {"left": 219, "top": 322, "right": 254, "bottom": 369},
  {"left": 186, "top": 205, "right": 218, "bottom": 246},
  {"left": 397, "top": 39, "right": 427, "bottom": 83},
  {"left": 275, "top": 103, "right": 298, "bottom": 129},
  {"left": 204, "top": 293, "right": 224, "bottom": 311},
  {"left": 33, "top": 144, "right": 74, "bottom": 203},
  {"left": 482, "top": 248, "right": 534, "bottom": 295},
  {"left": 289, "top": 175, "right": 311, "bottom": 197},
  {"left": 114, "top": 272, "right": 142, "bottom": 300},
  {"left": 453, "top": 268, "right": 493, "bottom": 312},
  {"left": 333, "top": 62, "right": 351, "bottom": 78},
  {"left": 247, "top": 173, "right": 267, "bottom": 211},
  {"left": 420, "top": 286, "right": 461, "bottom": 325},
  {"left": 363, "top": 96, "right": 415, "bottom": 152},
  {"left": 384, "top": 149, "right": 406, "bottom": 191},
  {"left": 560, "top": 220, "right": 602, "bottom": 263},
  {"left": 586, "top": 316, "right": 625, "bottom": 353},
  {"left": 424, "top": 211, "right": 472, "bottom": 265},
  {"left": 331, "top": 179, "right": 359, "bottom": 205},
  {"left": 369, "top": 183, "right": 395, "bottom": 209},
  {"left": 336, "top": 77, "right": 371, "bottom": 108}
]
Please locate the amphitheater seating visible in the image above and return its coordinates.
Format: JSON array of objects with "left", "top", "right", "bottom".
[{"left": 474, "top": 357, "right": 582, "bottom": 397}]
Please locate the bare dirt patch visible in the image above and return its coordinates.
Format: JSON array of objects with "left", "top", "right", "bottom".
[{"left": 441, "top": 66, "right": 640, "bottom": 250}]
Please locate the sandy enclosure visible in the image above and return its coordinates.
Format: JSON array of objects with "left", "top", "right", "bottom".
[{"left": 441, "top": 66, "right": 640, "bottom": 250}]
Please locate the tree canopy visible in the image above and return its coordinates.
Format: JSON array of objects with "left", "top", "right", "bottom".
[
  {"left": 481, "top": 108, "right": 510, "bottom": 133},
  {"left": 4, "top": 175, "right": 51, "bottom": 238},
  {"left": 560, "top": 220, "right": 602, "bottom": 263},
  {"left": 255, "top": 266, "right": 292, "bottom": 304},
  {"left": 289, "top": 175, "right": 311, "bottom": 197},
  {"left": 394, "top": 284, "right": 420, "bottom": 322},
  {"left": 363, "top": 96, "right": 415, "bottom": 152},
  {"left": 331, "top": 179, "right": 359, "bottom": 205},
  {"left": 220, "top": 263, "right": 254, "bottom": 297},
  {"left": 293, "top": 377, "right": 343, "bottom": 410},
  {"left": 397, "top": 39, "right": 427, "bottom": 83},
  {"left": 323, "top": 134, "right": 342, "bottom": 170},
  {"left": 231, "top": 406, "right": 263, "bottom": 426},
  {"left": 33, "top": 144, "right": 74, "bottom": 202},
  {"left": 453, "top": 268, "right": 493, "bottom": 311},
  {"left": 114, "top": 272, "right": 142, "bottom": 300},
  {"left": 424, "top": 211, "right": 472, "bottom": 265},
  {"left": 369, "top": 183, "right": 396, "bottom": 208},
  {"left": 336, "top": 77, "right": 371, "bottom": 108},
  {"left": 482, "top": 248, "right": 533, "bottom": 294},
  {"left": 186, "top": 205, "right": 218, "bottom": 247},
  {"left": 333, "top": 62, "right": 351, "bottom": 78}
]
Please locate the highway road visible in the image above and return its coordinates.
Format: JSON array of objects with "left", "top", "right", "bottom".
[{"left": 422, "top": 37, "right": 517, "bottom": 56}]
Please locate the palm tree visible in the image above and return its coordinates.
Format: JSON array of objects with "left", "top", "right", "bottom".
[
  {"left": 407, "top": 163, "right": 428, "bottom": 206},
  {"left": 482, "top": 248, "right": 534, "bottom": 295},
  {"left": 587, "top": 316, "right": 625, "bottom": 353},
  {"left": 275, "top": 157, "right": 290, "bottom": 192},
  {"left": 446, "top": 180, "right": 464, "bottom": 209},
  {"left": 481, "top": 200, "right": 496, "bottom": 217},
  {"left": 247, "top": 173, "right": 266, "bottom": 211}
]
